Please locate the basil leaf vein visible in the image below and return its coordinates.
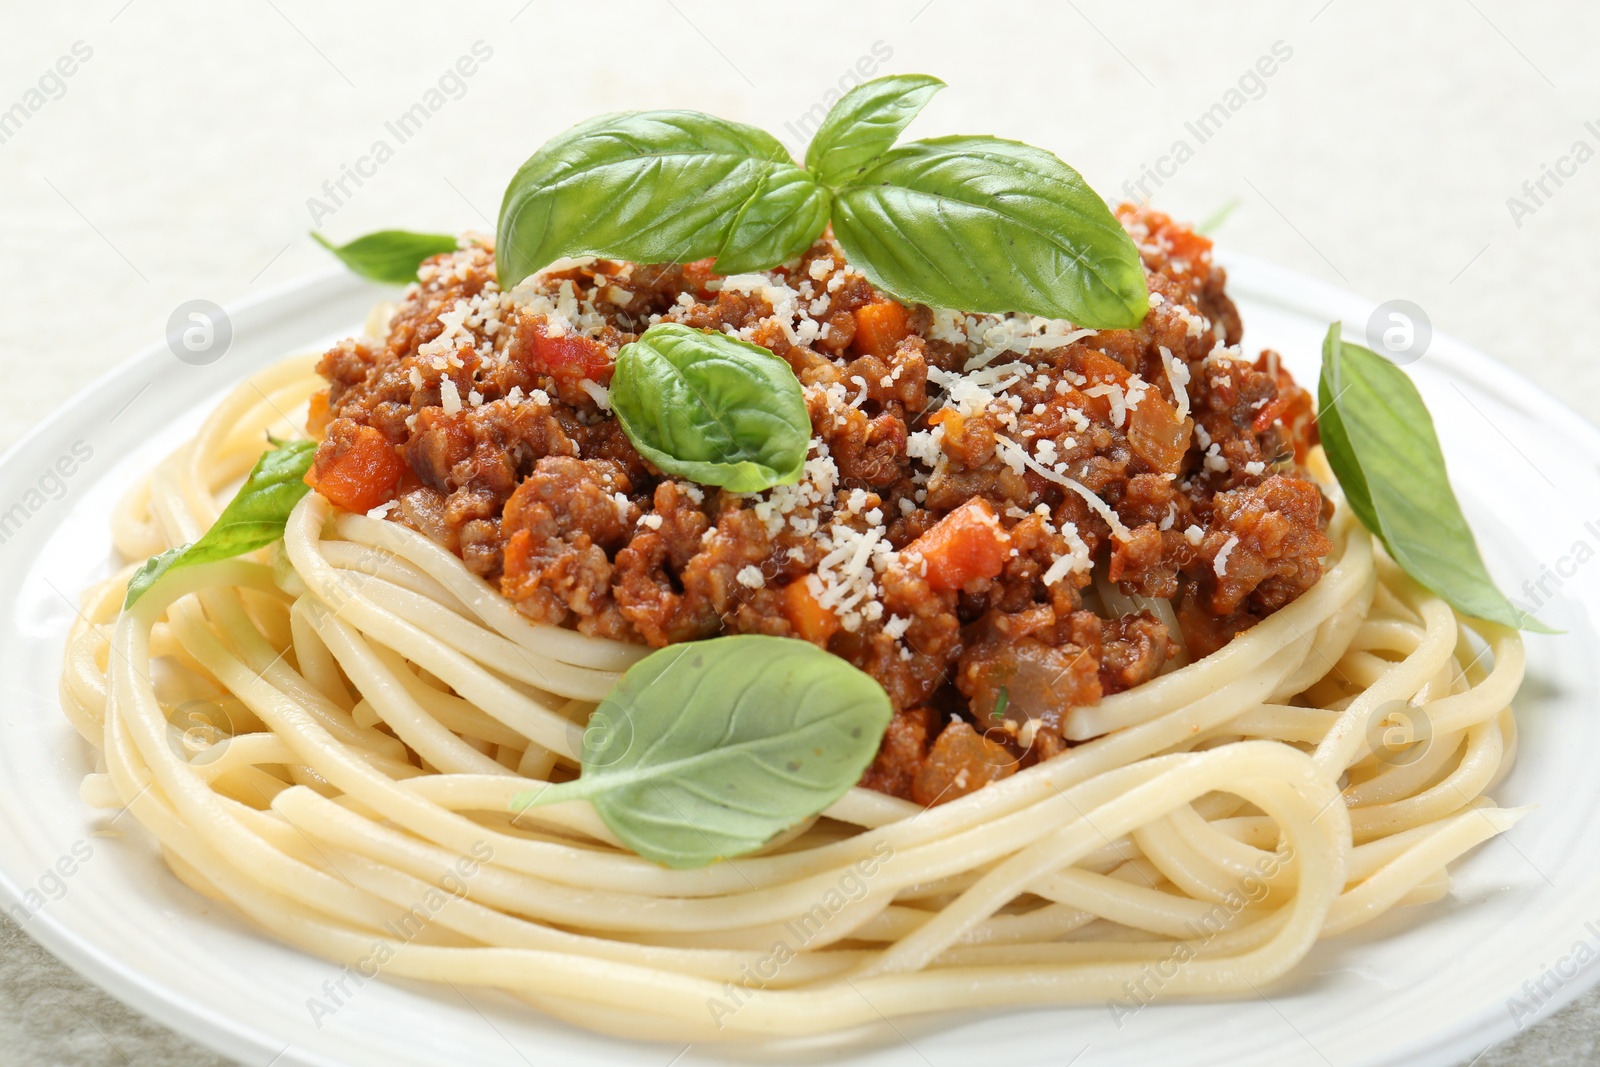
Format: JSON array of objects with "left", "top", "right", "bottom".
[
  {"left": 804, "top": 73, "right": 945, "bottom": 184},
  {"left": 124, "top": 439, "right": 317, "bottom": 609},
  {"left": 713, "top": 166, "right": 831, "bottom": 275},
  {"left": 1317, "top": 325, "right": 1553, "bottom": 633},
  {"left": 831, "top": 135, "right": 1149, "bottom": 329},
  {"left": 496, "top": 111, "right": 816, "bottom": 289},
  {"left": 610, "top": 323, "right": 810, "bottom": 493},
  {"left": 512, "top": 635, "right": 893, "bottom": 869},
  {"left": 311, "top": 230, "right": 458, "bottom": 284}
]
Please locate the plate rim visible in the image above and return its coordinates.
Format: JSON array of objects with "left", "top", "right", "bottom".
[{"left": 0, "top": 250, "right": 1593, "bottom": 1067}]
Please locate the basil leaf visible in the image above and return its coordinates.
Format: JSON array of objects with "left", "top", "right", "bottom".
[
  {"left": 1318, "top": 325, "right": 1554, "bottom": 633},
  {"left": 512, "top": 635, "right": 893, "bottom": 869},
  {"left": 712, "top": 168, "right": 830, "bottom": 275},
  {"left": 831, "top": 135, "right": 1149, "bottom": 329},
  {"left": 124, "top": 439, "right": 317, "bottom": 609},
  {"left": 496, "top": 111, "right": 809, "bottom": 289},
  {"left": 311, "top": 230, "right": 458, "bottom": 284},
  {"left": 610, "top": 323, "right": 810, "bottom": 492},
  {"left": 804, "top": 73, "right": 945, "bottom": 184},
  {"left": 123, "top": 546, "right": 189, "bottom": 609}
]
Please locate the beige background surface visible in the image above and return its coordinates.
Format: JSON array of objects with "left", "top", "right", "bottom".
[{"left": 2, "top": 0, "right": 1598, "bottom": 1063}]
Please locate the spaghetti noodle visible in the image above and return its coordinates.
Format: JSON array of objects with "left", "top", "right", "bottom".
[{"left": 58, "top": 350, "right": 1526, "bottom": 1041}]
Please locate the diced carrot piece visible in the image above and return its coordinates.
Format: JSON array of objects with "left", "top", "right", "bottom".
[
  {"left": 1077, "top": 350, "right": 1131, "bottom": 386},
  {"left": 1127, "top": 391, "right": 1191, "bottom": 474},
  {"left": 783, "top": 577, "right": 839, "bottom": 646},
  {"left": 1252, "top": 396, "right": 1291, "bottom": 435},
  {"left": 305, "top": 422, "right": 408, "bottom": 515},
  {"left": 906, "top": 499, "right": 1013, "bottom": 592},
  {"left": 851, "top": 301, "right": 911, "bottom": 359},
  {"left": 306, "top": 390, "right": 331, "bottom": 435}
]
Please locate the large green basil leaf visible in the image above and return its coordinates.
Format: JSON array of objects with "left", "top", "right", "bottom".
[
  {"left": 609, "top": 323, "right": 810, "bottom": 492},
  {"left": 311, "top": 230, "right": 458, "bottom": 284},
  {"left": 1318, "top": 325, "right": 1553, "bottom": 632},
  {"left": 124, "top": 439, "right": 317, "bottom": 609},
  {"left": 512, "top": 635, "right": 893, "bottom": 869},
  {"left": 496, "top": 111, "right": 815, "bottom": 288},
  {"left": 804, "top": 73, "right": 945, "bottom": 184},
  {"left": 712, "top": 167, "right": 830, "bottom": 275},
  {"left": 831, "top": 135, "right": 1148, "bottom": 329}
]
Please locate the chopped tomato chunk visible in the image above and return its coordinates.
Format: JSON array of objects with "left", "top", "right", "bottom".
[
  {"left": 306, "top": 420, "right": 407, "bottom": 515},
  {"left": 782, "top": 577, "right": 839, "bottom": 646},
  {"left": 906, "top": 499, "right": 1013, "bottom": 592},
  {"left": 526, "top": 325, "right": 613, "bottom": 382},
  {"left": 850, "top": 301, "right": 911, "bottom": 359},
  {"left": 681, "top": 257, "right": 719, "bottom": 299}
]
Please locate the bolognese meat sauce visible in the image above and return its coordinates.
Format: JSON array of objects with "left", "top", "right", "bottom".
[{"left": 307, "top": 206, "right": 1329, "bottom": 806}]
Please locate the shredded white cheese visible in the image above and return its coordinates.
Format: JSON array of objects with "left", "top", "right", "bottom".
[
  {"left": 579, "top": 379, "right": 612, "bottom": 412},
  {"left": 1214, "top": 534, "right": 1240, "bottom": 577},
  {"left": 1158, "top": 345, "right": 1191, "bottom": 420},
  {"left": 439, "top": 377, "right": 462, "bottom": 415}
]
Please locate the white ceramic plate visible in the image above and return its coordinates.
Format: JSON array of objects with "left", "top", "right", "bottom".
[{"left": 3, "top": 256, "right": 1597, "bottom": 1067}]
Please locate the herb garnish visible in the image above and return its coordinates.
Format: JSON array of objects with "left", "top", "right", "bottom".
[
  {"left": 1318, "top": 324, "right": 1552, "bottom": 632},
  {"left": 311, "top": 230, "right": 457, "bottom": 284},
  {"left": 124, "top": 439, "right": 315, "bottom": 609},
  {"left": 512, "top": 635, "right": 892, "bottom": 869},
  {"left": 991, "top": 686, "right": 1011, "bottom": 722},
  {"left": 495, "top": 75, "right": 1149, "bottom": 329},
  {"left": 609, "top": 323, "right": 811, "bottom": 493}
]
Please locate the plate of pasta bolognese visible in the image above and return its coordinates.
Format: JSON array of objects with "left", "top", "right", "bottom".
[{"left": 2, "top": 75, "right": 1597, "bottom": 1067}]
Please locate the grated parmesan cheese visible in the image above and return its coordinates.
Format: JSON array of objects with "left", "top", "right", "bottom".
[
  {"left": 579, "top": 379, "right": 612, "bottom": 412},
  {"left": 1214, "top": 534, "right": 1240, "bottom": 577},
  {"left": 1158, "top": 345, "right": 1191, "bottom": 420},
  {"left": 439, "top": 377, "right": 462, "bottom": 415}
]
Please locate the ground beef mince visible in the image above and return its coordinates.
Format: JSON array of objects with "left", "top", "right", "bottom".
[{"left": 308, "top": 207, "right": 1331, "bottom": 806}]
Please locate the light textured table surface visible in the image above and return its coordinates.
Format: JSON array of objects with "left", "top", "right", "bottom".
[{"left": 3, "top": 1, "right": 1598, "bottom": 1064}]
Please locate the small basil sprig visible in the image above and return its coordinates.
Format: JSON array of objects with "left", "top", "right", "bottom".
[
  {"left": 496, "top": 75, "right": 1148, "bottom": 329},
  {"left": 124, "top": 439, "right": 316, "bottom": 609},
  {"left": 610, "top": 323, "right": 810, "bottom": 492},
  {"left": 511, "top": 635, "right": 892, "bottom": 869},
  {"left": 832, "top": 136, "right": 1146, "bottom": 330},
  {"left": 496, "top": 112, "right": 829, "bottom": 282},
  {"left": 311, "top": 230, "right": 458, "bottom": 284},
  {"left": 804, "top": 73, "right": 946, "bottom": 184},
  {"left": 1318, "top": 325, "right": 1553, "bottom": 632}
]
